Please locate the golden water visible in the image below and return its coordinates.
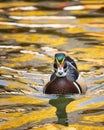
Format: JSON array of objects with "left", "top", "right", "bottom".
[{"left": 0, "top": 0, "right": 104, "bottom": 130}]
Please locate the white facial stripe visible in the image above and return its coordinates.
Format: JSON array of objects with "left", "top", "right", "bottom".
[{"left": 67, "top": 61, "right": 77, "bottom": 70}]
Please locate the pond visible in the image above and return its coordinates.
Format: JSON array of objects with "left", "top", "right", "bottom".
[{"left": 0, "top": 0, "right": 104, "bottom": 130}]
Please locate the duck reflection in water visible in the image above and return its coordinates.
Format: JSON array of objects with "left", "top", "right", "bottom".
[{"left": 49, "top": 95, "right": 75, "bottom": 126}]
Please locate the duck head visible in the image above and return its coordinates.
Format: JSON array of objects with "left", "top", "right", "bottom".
[{"left": 53, "top": 53, "right": 67, "bottom": 77}]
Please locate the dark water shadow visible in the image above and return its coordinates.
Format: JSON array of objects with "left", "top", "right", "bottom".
[{"left": 49, "top": 95, "right": 75, "bottom": 126}]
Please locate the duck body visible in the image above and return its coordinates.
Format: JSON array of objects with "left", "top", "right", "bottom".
[
  {"left": 43, "top": 53, "right": 87, "bottom": 94},
  {"left": 43, "top": 76, "right": 81, "bottom": 94}
]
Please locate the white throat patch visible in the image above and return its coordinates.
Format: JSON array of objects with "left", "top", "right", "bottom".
[{"left": 56, "top": 72, "right": 67, "bottom": 77}]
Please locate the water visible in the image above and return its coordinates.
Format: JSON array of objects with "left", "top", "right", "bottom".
[{"left": 0, "top": 0, "right": 104, "bottom": 130}]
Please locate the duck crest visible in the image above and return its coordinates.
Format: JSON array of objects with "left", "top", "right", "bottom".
[{"left": 55, "top": 53, "right": 65, "bottom": 63}]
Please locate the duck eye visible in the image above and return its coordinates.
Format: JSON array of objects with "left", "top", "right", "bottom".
[
  {"left": 53, "top": 63, "right": 58, "bottom": 69},
  {"left": 64, "top": 62, "right": 67, "bottom": 69}
]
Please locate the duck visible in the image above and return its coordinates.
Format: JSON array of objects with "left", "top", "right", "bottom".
[{"left": 43, "top": 53, "right": 87, "bottom": 94}]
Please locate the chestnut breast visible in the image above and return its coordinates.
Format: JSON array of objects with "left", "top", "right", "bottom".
[{"left": 43, "top": 77, "right": 79, "bottom": 94}]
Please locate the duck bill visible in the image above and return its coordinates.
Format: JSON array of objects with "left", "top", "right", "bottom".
[{"left": 57, "top": 65, "right": 64, "bottom": 75}]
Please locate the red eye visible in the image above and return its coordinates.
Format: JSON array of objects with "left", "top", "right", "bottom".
[
  {"left": 64, "top": 62, "right": 67, "bottom": 68},
  {"left": 53, "top": 63, "right": 58, "bottom": 69}
]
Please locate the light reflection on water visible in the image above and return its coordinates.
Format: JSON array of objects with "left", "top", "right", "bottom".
[
  {"left": 0, "top": 0, "right": 104, "bottom": 129},
  {"left": 79, "top": 96, "right": 104, "bottom": 107}
]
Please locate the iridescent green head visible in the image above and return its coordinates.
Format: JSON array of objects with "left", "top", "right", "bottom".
[
  {"left": 55, "top": 53, "right": 66, "bottom": 64},
  {"left": 54, "top": 53, "right": 67, "bottom": 77}
]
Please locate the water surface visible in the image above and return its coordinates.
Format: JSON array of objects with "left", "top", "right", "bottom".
[{"left": 0, "top": 0, "right": 104, "bottom": 130}]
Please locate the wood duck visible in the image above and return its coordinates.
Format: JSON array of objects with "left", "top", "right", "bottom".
[{"left": 43, "top": 53, "right": 87, "bottom": 94}]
